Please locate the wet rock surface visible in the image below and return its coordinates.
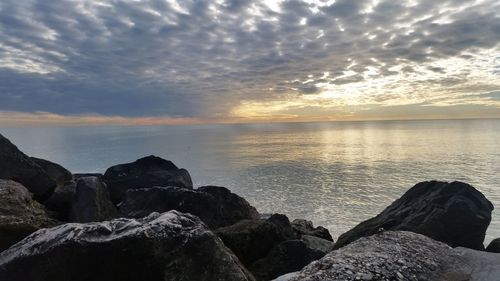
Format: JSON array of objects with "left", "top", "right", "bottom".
[
  {"left": 0, "top": 211, "right": 255, "bottom": 281},
  {"left": 103, "top": 155, "right": 193, "bottom": 203},
  {"left": 120, "top": 185, "right": 259, "bottom": 228},
  {"left": 0, "top": 179, "right": 57, "bottom": 252},
  {"left": 335, "top": 181, "right": 493, "bottom": 250},
  {"left": 0, "top": 133, "right": 56, "bottom": 201}
]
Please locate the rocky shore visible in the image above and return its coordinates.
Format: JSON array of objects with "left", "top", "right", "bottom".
[{"left": 0, "top": 132, "right": 499, "bottom": 280}]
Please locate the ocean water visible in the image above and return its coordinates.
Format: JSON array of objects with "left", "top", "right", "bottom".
[{"left": 2, "top": 119, "right": 500, "bottom": 244}]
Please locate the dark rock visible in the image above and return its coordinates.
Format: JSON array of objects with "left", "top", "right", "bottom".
[
  {"left": 334, "top": 181, "right": 493, "bottom": 250},
  {"left": 0, "top": 133, "right": 56, "bottom": 201},
  {"left": 291, "top": 219, "right": 333, "bottom": 241},
  {"left": 486, "top": 238, "right": 500, "bottom": 253},
  {"left": 0, "top": 211, "right": 255, "bottom": 281},
  {"left": 30, "top": 157, "right": 72, "bottom": 188},
  {"left": 43, "top": 181, "right": 76, "bottom": 221},
  {"left": 120, "top": 186, "right": 259, "bottom": 228},
  {"left": 215, "top": 218, "right": 298, "bottom": 266},
  {"left": 103, "top": 155, "right": 193, "bottom": 203},
  {"left": 300, "top": 235, "right": 334, "bottom": 253},
  {"left": 70, "top": 176, "right": 117, "bottom": 222},
  {"left": 266, "top": 214, "right": 300, "bottom": 241},
  {"left": 250, "top": 240, "right": 326, "bottom": 281},
  {"left": 198, "top": 185, "right": 260, "bottom": 224},
  {"left": 0, "top": 179, "right": 57, "bottom": 252},
  {"left": 275, "top": 231, "right": 500, "bottom": 281}
]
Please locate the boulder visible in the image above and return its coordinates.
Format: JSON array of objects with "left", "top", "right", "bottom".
[
  {"left": 274, "top": 231, "right": 500, "bottom": 281},
  {"left": 103, "top": 155, "right": 193, "bottom": 203},
  {"left": 30, "top": 157, "right": 72, "bottom": 187},
  {"left": 334, "top": 181, "right": 493, "bottom": 250},
  {"left": 120, "top": 186, "right": 259, "bottom": 228},
  {"left": 291, "top": 219, "right": 333, "bottom": 241},
  {"left": 0, "top": 133, "right": 56, "bottom": 201},
  {"left": 43, "top": 181, "right": 76, "bottom": 221},
  {"left": 0, "top": 211, "right": 255, "bottom": 281},
  {"left": 0, "top": 179, "right": 57, "bottom": 252},
  {"left": 69, "top": 176, "right": 117, "bottom": 222},
  {"left": 300, "top": 235, "right": 334, "bottom": 253},
  {"left": 486, "top": 238, "right": 500, "bottom": 253},
  {"left": 249, "top": 240, "right": 326, "bottom": 281},
  {"left": 215, "top": 216, "right": 299, "bottom": 266}
]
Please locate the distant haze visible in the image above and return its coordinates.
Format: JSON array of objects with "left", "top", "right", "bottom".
[{"left": 0, "top": 0, "right": 499, "bottom": 125}]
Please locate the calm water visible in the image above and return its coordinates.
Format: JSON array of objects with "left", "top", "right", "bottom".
[{"left": 2, "top": 119, "right": 500, "bottom": 244}]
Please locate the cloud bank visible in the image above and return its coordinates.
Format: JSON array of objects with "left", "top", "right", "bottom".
[{"left": 0, "top": 0, "right": 499, "bottom": 123}]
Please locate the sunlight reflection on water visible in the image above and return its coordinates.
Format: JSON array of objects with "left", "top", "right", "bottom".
[{"left": 2, "top": 119, "right": 500, "bottom": 244}]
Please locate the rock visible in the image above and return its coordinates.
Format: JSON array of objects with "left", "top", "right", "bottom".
[
  {"left": 215, "top": 216, "right": 298, "bottom": 266},
  {"left": 249, "top": 240, "right": 326, "bottom": 281},
  {"left": 120, "top": 186, "right": 259, "bottom": 228},
  {"left": 43, "top": 181, "right": 77, "bottom": 221},
  {"left": 0, "top": 211, "right": 255, "bottom": 281},
  {"left": 276, "top": 231, "right": 500, "bottom": 281},
  {"left": 0, "top": 133, "right": 56, "bottom": 201},
  {"left": 198, "top": 185, "right": 260, "bottom": 225},
  {"left": 69, "top": 176, "right": 117, "bottom": 222},
  {"left": 103, "top": 155, "right": 193, "bottom": 203},
  {"left": 0, "top": 179, "right": 57, "bottom": 252},
  {"left": 291, "top": 219, "right": 333, "bottom": 241},
  {"left": 300, "top": 235, "right": 334, "bottom": 253},
  {"left": 30, "top": 157, "right": 72, "bottom": 188},
  {"left": 334, "top": 181, "right": 493, "bottom": 250},
  {"left": 486, "top": 238, "right": 500, "bottom": 253}
]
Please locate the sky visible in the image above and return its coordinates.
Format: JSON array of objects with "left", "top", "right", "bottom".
[{"left": 0, "top": 0, "right": 499, "bottom": 125}]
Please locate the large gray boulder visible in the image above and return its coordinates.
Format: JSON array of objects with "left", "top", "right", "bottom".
[
  {"left": 0, "top": 179, "right": 57, "bottom": 252},
  {"left": 0, "top": 211, "right": 255, "bottom": 281},
  {"left": 103, "top": 156, "right": 193, "bottom": 203},
  {"left": 274, "top": 231, "right": 500, "bottom": 281},
  {"left": 0, "top": 134, "right": 56, "bottom": 201},
  {"left": 69, "top": 176, "right": 117, "bottom": 222},
  {"left": 335, "top": 181, "right": 493, "bottom": 250},
  {"left": 120, "top": 185, "right": 259, "bottom": 228}
]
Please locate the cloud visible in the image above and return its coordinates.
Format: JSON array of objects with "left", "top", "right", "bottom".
[{"left": 0, "top": 0, "right": 499, "bottom": 123}]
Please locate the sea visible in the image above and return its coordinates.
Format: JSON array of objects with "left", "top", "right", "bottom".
[{"left": 2, "top": 118, "right": 499, "bottom": 243}]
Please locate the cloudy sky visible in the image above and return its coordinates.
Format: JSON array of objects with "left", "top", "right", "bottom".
[{"left": 0, "top": 0, "right": 499, "bottom": 125}]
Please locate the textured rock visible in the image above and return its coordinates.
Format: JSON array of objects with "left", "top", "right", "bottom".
[
  {"left": 120, "top": 186, "right": 259, "bottom": 228},
  {"left": 291, "top": 219, "right": 333, "bottom": 241},
  {"left": 103, "top": 155, "right": 193, "bottom": 203},
  {"left": 0, "top": 211, "right": 255, "bottom": 281},
  {"left": 335, "top": 181, "right": 493, "bottom": 250},
  {"left": 30, "top": 157, "right": 72, "bottom": 188},
  {"left": 0, "top": 179, "right": 57, "bottom": 252},
  {"left": 274, "top": 231, "right": 500, "bottom": 281},
  {"left": 69, "top": 176, "right": 117, "bottom": 222},
  {"left": 249, "top": 240, "right": 326, "bottom": 281},
  {"left": 486, "top": 238, "right": 500, "bottom": 253},
  {"left": 0, "top": 133, "right": 56, "bottom": 201}
]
